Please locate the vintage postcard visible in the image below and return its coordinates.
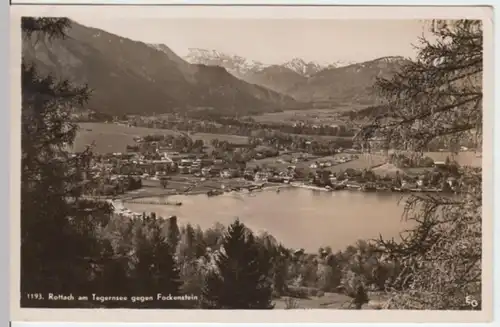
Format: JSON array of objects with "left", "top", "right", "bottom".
[{"left": 10, "top": 4, "right": 493, "bottom": 323}]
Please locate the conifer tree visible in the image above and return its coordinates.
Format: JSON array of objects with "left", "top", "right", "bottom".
[
  {"left": 201, "top": 219, "right": 274, "bottom": 309},
  {"left": 194, "top": 225, "right": 208, "bottom": 258},
  {"left": 132, "top": 215, "right": 182, "bottom": 308},
  {"left": 165, "top": 215, "right": 180, "bottom": 254},
  {"left": 21, "top": 17, "right": 113, "bottom": 307},
  {"left": 357, "top": 20, "right": 483, "bottom": 309},
  {"left": 92, "top": 239, "right": 132, "bottom": 308},
  {"left": 179, "top": 223, "right": 196, "bottom": 259}
]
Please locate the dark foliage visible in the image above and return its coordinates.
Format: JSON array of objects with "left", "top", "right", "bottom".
[
  {"left": 201, "top": 220, "right": 274, "bottom": 309},
  {"left": 357, "top": 20, "right": 483, "bottom": 310},
  {"left": 21, "top": 17, "right": 113, "bottom": 307}
]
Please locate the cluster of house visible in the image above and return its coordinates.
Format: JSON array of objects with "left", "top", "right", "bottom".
[
  {"left": 303, "top": 158, "right": 463, "bottom": 192},
  {"left": 97, "top": 152, "right": 236, "bottom": 178},
  {"left": 308, "top": 155, "right": 357, "bottom": 169},
  {"left": 95, "top": 150, "right": 288, "bottom": 182},
  {"left": 274, "top": 153, "right": 358, "bottom": 169},
  {"left": 249, "top": 168, "right": 295, "bottom": 183},
  {"left": 170, "top": 155, "right": 299, "bottom": 183}
]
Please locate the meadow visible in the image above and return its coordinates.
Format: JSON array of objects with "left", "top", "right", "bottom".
[
  {"left": 424, "top": 151, "right": 482, "bottom": 167},
  {"left": 247, "top": 152, "right": 387, "bottom": 173},
  {"left": 74, "top": 123, "right": 481, "bottom": 170},
  {"left": 250, "top": 107, "right": 365, "bottom": 125},
  {"left": 247, "top": 150, "right": 481, "bottom": 175},
  {"left": 73, "top": 122, "right": 249, "bottom": 153}
]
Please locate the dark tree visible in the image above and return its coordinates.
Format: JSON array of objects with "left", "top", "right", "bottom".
[
  {"left": 165, "top": 215, "right": 181, "bottom": 254},
  {"left": 269, "top": 244, "right": 291, "bottom": 297},
  {"left": 178, "top": 223, "right": 197, "bottom": 261},
  {"left": 21, "top": 17, "right": 113, "bottom": 307},
  {"left": 193, "top": 225, "right": 208, "bottom": 258},
  {"left": 201, "top": 219, "right": 274, "bottom": 309},
  {"left": 91, "top": 239, "right": 132, "bottom": 308},
  {"left": 132, "top": 215, "right": 182, "bottom": 308}
]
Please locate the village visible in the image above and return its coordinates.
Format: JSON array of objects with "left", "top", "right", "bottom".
[{"left": 82, "top": 127, "right": 470, "bottom": 213}]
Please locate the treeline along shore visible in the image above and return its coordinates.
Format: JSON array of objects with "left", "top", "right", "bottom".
[{"left": 22, "top": 211, "right": 404, "bottom": 309}]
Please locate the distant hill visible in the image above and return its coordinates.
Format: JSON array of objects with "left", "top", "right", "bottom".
[
  {"left": 244, "top": 56, "right": 409, "bottom": 106},
  {"left": 185, "top": 49, "right": 410, "bottom": 107},
  {"left": 147, "top": 43, "right": 192, "bottom": 68},
  {"left": 243, "top": 65, "right": 307, "bottom": 95},
  {"left": 341, "top": 104, "right": 390, "bottom": 120},
  {"left": 287, "top": 56, "right": 411, "bottom": 105},
  {"left": 22, "top": 21, "right": 299, "bottom": 116},
  {"left": 185, "top": 48, "right": 328, "bottom": 79}
]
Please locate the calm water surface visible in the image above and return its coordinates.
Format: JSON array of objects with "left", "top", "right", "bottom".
[{"left": 123, "top": 188, "right": 410, "bottom": 252}]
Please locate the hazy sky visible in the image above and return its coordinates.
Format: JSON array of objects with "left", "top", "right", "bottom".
[{"left": 71, "top": 17, "right": 430, "bottom": 64}]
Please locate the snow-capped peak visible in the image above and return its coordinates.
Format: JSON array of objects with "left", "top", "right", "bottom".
[
  {"left": 186, "top": 48, "right": 226, "bottom": 59},
  {"left": 331, "top": 60, "right": 357, "bottom": 68},
  {"left": 182, "top": 48, "right": 403, "bottom": 79},
  {"left": 282, "top": 58, "right": 324, "bottom": 77},
  {"left": 184, "top": 48, "right": 269, "bottom": 77}
]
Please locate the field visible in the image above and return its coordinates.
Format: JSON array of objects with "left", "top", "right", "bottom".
[
  {"left": 424, "top": 151, "right": 482, "bottom": 168},
  {"left": 288, "top": 133, "right": 354, "bottom": 141},
  {"left": 246, "top": 150, "right": 481, "bottom": 175},
  {"left": 74, "top": 123, "right": 482, "bottom": 171},
  {"left": 247, "top": 152, "right": 387, "bottom": 173},
  {"left": 250, "top": 107, "right": 365, "bottom": 125},
  {"left": 189, "top": 132, "right": 248, "bottom": 145},
  {"left": 73, "top": 122, "right": 249, "bottom": 153}
]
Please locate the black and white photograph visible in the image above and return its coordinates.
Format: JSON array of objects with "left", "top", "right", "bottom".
[{"left": 11, "top": 5, "right": 493, "bottom": 321}]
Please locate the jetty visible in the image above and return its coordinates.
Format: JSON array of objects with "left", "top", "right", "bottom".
[
  {"left": 123, "top": 198, "right": 182, "bottom": 206},
  {"left": 290, "top": 182, "right": 333, "bottom": 192}
]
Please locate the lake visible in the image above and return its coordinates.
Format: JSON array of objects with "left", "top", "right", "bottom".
[{"left": 123, "top": 188, "right": 411, "bottom": 252}]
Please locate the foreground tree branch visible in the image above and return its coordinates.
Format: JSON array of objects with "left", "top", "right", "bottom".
[
  {"left": 355, "top": 20, "right": 482, "bottom": 153},
  {"left": 358, "top": 20, "right": 483, "bottom": 310}
]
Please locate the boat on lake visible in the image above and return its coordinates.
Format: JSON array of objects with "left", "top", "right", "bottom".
[
  {"left": 332, "top": 184, "right": 347, "bottom": 190},
  {"left": 361, "top": 183, "right": 377, "bottom": 192},
  {"left": 346, "top": 183, "right": 362, "bottom": 190},
  {"left": 207, "top": 189, "right": 223, "bottom": 197}
]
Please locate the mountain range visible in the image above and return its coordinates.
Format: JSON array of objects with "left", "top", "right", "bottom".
[
  {"left": 22, "top": 20, "right": 410, "bottom": 116},
  {"left": 23, "top": 21, "right": 299, "bottom": 116},
  {"left": 286, "top": 56, "right": 409, "bottom": 104},
  {"left": 184, "top": 48, "right": 409, "bottom": 105},
  {"left": 185, "top": 48, "right": 358, "bottom": 78}
]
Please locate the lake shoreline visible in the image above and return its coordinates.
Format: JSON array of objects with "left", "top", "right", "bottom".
[
  {"left": 114, "top": 181, "right": 413, "bottom": 218},
  {"left": 120, "top": 177, "right": 444, "bottom": 201},
  {"left": 113, "top": 180, "right": 443, "bottom": 213},
  {"left": 119, "top": 187, "right": 410, "bottom": 252}
]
